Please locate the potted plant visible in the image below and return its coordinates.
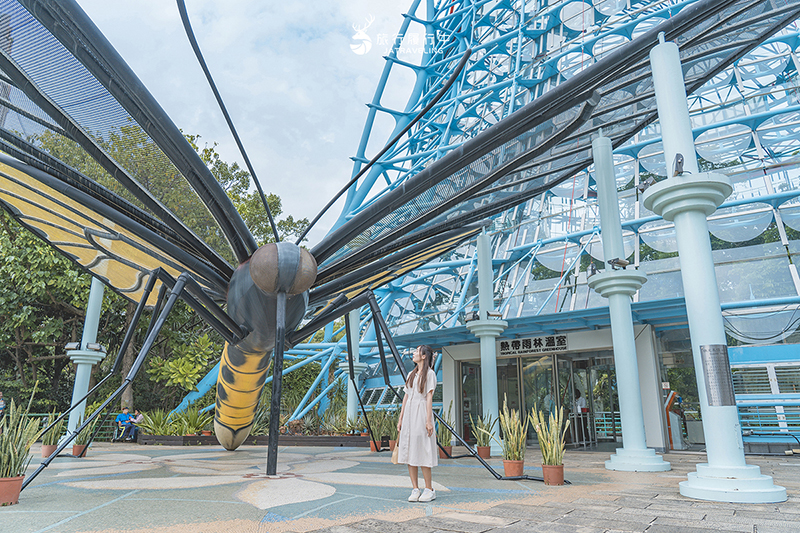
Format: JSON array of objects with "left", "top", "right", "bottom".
[
  {"left": 469, "top": 413, "right": 496, "bottom": 459},
  {"left": 387, "top": 409, "right": 399, "bottom": 450},
  {"left": 478, "top": 396, "right": 528, "bottom": 477},
  {"left": 529, "top": 405, "right": 570, "bottom": 485},
  {"left": 436, "top": 401, "right": 454, "bottom": 459},
  {"left": 40, "top": 411, "right": 66, "bottom": 458},
  {"left": 73, "top": 415, "right": 99, "bottom": 457},
  {"left": 0, "top": 398, "right": 45, "bottom": 505},
  {"left": 366, "top": 410, "right": 387, "bottom": 451}
]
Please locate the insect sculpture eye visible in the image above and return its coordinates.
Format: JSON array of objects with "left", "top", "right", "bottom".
[{"left": 248, "top": 242, "right": 317, "bottom": 295}]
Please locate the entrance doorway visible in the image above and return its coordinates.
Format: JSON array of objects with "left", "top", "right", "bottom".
[
  {"left": 459, "top": 358, "right": 519, "bottom": 442},
  {"left": 459, "top": 350, "right": 617, "bottom": 447}
]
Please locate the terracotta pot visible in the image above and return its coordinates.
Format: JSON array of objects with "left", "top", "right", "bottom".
[
  {"left": 72, "top": 445, "right": 88, "bottom": 457},
  {"left": 369, "top": 440, "right": 380, "bottom": 452},
  {"left": 389, "top": 440, "right": 396, "bottom": 451},
  {"left": 0, "top": 476, "right": 24, "bottom": 506},
  {"left": 503, "top": 459, "right": 524, "bottom": 477},
  {"left": 438, "top": 445, "right": 452, "bottom": 459},
  {"left": 41, "top": 444, "right": 58, "bottom": 458},
  {"left": 201, "top": 430, "right": 212, "bottom": 436},
  {"left": 542, "top": 464, "right": 564, "bottom": 486}
]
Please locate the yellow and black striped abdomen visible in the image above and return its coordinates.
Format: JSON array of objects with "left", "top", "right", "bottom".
[{"left": 214, "top": 342, "right": 270, "bottom": 450}]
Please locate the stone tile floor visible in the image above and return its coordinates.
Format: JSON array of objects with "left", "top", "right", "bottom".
[{"left": 2, "top": 443, "right": 798, "bottom": 533}]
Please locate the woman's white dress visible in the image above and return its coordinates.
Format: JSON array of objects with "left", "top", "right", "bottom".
[{"left": 397, "top": 367, "right": 438, "bottom": 468}]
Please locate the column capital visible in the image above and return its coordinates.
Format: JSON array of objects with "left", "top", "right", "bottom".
[
  {"left": 643, "top": 172, "right": 732, "bottom": 221},
  {"left": 67, "top": 349, "right": 106, "bottom": 366},
  {"left": 466, "top": 319, "right": 508, "bottom": 338},
  {"left": 588, "top": 269, "right": 647, "bottom": 298}
]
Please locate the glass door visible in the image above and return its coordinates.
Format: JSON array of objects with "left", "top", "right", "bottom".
[
  {"left": 460, "top": 362, "right": 482, "bottom": 443},
  {"left": 522, "top": 355, "right": 555, "bottom": 443},
  {"left": 590, "top": 356, "right": 619, "bottom": 442},
  {"left": 459, "top": 358, "right": 522, "bottom": 443}
]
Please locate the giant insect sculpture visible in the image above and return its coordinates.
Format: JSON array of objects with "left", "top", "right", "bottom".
[{"left": 0, "top": 0, "right": 796, "bottom": 490}]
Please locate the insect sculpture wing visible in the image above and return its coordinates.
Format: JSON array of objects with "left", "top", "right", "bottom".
[{"left": 0, "top": 0, "right": 797, "bottom": 450}]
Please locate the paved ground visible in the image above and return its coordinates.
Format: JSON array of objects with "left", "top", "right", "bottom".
[{"left": 2, "top": 442, "right": 799, "bottom": 533}]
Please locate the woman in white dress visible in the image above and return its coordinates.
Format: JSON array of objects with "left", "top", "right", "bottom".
[{"left": 396, "top": 345, "right": 438, "bottom": 502}]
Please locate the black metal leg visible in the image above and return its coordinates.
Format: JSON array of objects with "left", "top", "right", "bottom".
[
  {"left": 266, "top": 291, "right": 287, "bottom": 475},
  {"left": 22, "top": 274, "right": 189, "bottom": 491},
  {"left": 35, "top": 273, "right": 159, "bottom": 449}
]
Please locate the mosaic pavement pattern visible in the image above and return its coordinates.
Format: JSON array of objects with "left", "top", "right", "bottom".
[{"left": 1, "top": 444, "right": 799, "bottom": 533}]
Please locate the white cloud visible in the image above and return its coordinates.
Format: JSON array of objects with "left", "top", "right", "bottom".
[{"left": 75, "top": 0, "right": 417, "bottom": 247}]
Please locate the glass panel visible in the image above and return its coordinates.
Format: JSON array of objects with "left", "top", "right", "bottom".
[
  {"left": 713, "top": 243, "right": 795, "bottom": 302},
  {"left": 725, "top": 311, "right": 800, "bottom": 344},
  {"left": 639, "top": 221, "right": 678, "bottom": 254},
  {"left": 460, "top": 362, "right": 483, "bottom": 443},
  {"left": 522, "top": 355, "right": 554, "bottom": 444},
  {"left": 708, "top": 205, "right": 773, "bottom": 243},
  {"left": 731, "top": 367, "right": 771, "bottom": 395},
  {"left": 498, "top": 359, "right": 521, "bottom": 413}
]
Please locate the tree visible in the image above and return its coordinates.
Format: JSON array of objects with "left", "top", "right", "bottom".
[
  {"left": 188, "top": 136, "right": 310, "bottom": 245},
  {"left": 0, "top": 210, "right": 125, "bottom": 411},
  {"left": 0, "top": 127, "right": 307, "bottom": 412}
]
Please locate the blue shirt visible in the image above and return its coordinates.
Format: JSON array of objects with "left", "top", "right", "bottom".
[{"left": 115, "top": 413, "right": 132, "bottom": 425}]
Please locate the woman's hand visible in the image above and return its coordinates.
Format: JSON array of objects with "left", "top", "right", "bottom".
[
  {"left": 426, "top": 420, "right": 434, "bottom": 437},
  {"left": 397, "top": 420, "right": 402, "bottom": 432}
]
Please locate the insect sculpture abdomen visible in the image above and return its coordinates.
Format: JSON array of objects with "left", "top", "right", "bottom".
[{"left": 214, "top": 243, "right": 317, "bottom": 450}]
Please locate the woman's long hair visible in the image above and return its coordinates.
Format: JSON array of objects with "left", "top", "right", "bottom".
[{"left": 405, "top": 345, "right": 434, "bottom": 393}]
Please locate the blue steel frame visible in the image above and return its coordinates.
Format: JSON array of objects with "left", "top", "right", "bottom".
[{"left": 177, "top": 2, "right": 800, "bottom": 429}]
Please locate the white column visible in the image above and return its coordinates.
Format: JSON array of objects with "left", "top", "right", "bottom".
[
  {"left": 67, "top": 277, "right": 107, "bottom": 436},
  {"left": 340, "top": 309, "right": 368, "bottom": 423},
  {"left": 588, "top": 135, "right": 670, "bottom": 472},
  {"left": 643, "top": 36, "right": 785, "bottom": 503},
  {"left": 466, "top": 231, "right": 507, "bottom": 456}
]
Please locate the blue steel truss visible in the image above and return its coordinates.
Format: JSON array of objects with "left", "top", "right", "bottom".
[{"left": 180, "top": 0, "right": 800, "bottom": 421}]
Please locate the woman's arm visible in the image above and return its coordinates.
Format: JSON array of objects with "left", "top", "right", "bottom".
[
  {"left": 397, "top": 392, "right": 409, "bottom": 433},
  {"left": 425, "top": 390, "right": 434, "bottom": 437}
]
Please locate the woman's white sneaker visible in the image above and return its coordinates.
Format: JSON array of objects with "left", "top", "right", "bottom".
[
  {"left": 418, "top": 488, "right": 436, "bottom": 502},
  {"left": 408, "top": 488, "right": 421, "bottom": 502}
]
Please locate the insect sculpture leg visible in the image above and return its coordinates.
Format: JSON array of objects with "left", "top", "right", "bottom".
[
  {"left": 31, "top": 271, "right": 162, "bottom": 465},
  {"left": 21, "top": 272, "right": 192, "bottom": 490},
  {"left": 266, "top": 291, "right": 286, "bottom": 475}
]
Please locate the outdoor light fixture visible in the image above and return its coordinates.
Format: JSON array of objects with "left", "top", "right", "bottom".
[
  {"left": 608, "top": 258, "right": 629, "bottom": 270},
  {"left": 637, "top": 176, "right": 656, "bottom": 193},
  {"left": 65, "top": 342, "right": 80, "bottom": 351},
  {"left": 465, "top": 311, "right": 480, "bottom": 322},
  {"left": 486, "top": 311, "right": 502, "bottom": 319},
  {"left": 86, "top": 343, "right": 106, "bottom": 353},
  {"left": 588, "top": 262, "right": 598, "bottom": 277},
  {"left": 672, "top": 152, "right": 686, "bottom": 176}
]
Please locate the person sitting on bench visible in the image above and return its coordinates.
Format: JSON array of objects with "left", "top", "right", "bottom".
[{"left": 115, "top": 407, "right": 134, "bottom": 441}]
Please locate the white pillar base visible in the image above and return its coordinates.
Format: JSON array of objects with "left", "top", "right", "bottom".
[
  {"left": 605, "top": 448, "right": 671, "bottom": 472},
  {"left": 680, "top": 464, "right": 786, "bottom": 503}
]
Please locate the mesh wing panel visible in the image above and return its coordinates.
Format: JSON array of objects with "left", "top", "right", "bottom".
[{"left": 0, "top": 0, "right": 255, "bottom": 268}]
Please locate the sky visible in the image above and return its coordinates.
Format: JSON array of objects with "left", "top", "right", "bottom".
[{"left": 75, "top": 0, "right": 424, "bottom": 246}]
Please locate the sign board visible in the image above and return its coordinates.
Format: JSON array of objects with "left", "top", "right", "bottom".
[
  {"left": 700, "top": 344, "right": 735, "bottom": 407},
  {"left": 499, "top": 335, "right": 568, "bottom": 356}
]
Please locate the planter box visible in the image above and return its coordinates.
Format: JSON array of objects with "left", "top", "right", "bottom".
[{"left": 138, "top": 434, "right": 370, "bottom": 447}]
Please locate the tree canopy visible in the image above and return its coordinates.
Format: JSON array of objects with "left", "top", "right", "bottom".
[{"left": 0, "top": 129, "right": 308, "bottom": 412}]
